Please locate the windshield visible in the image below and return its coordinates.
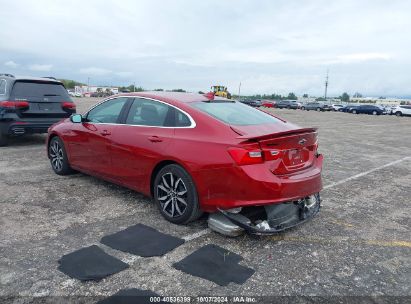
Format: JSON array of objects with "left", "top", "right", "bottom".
[
  {"left": 191, "top": 101, "right": 280, "bottom": 126},
  {"left": 11, "top": 81, "right": 70, "bottom": 99}
]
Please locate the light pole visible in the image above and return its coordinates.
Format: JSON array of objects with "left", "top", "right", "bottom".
[
  {"left": 87, "top": 77, "right": 90, "bottom": 94},
  {"left": 238, "top": 82, "right": 241, "bottom": 99}
]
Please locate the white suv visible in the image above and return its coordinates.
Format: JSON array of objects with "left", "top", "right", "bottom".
[{"left": 392, "top": 105, "right": 411, "bottom": 117}]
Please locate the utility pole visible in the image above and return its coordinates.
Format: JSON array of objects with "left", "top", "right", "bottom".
[
  {"left": 238, "top": 82, "right": 241, "bottom": 99},
  {"left": 133, "top": 82, "right": 136, "bottom": 92},
  {"left": 87, "top": 77, "right": 90, "bottom": 93},
  {"left": 324, "top": 70, "right": 329, "bottom": 100}
]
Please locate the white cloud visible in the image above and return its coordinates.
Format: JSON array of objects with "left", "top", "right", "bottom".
[
  {"left": 115, "top": 71, "right": 133, "bottom": 78},
  {"left": 28, "top": 64, "right": 53, "bottom": 72},
  {"left": 79, "top": 67, "right": 111, "bottom": 76},
  {"left": 0, "top": 0, "right": 410, "bottom": 96},
  {"left": 335, "top": 53, "right": 392, "bottom": 64},
  {"left": 4, "top": 60, "right": 19, "bottom": 68}
]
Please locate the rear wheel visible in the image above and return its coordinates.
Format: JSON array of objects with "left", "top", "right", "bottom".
[
  {"left": 287, "top": 106, "right": 291, "bottom": 109},
  {"left": 48, "top": 136, "right": 74, "bottom": 175},
  {"left": 301, "top": 106, "right": 305, "bottom": 110},
  {"left": 154, "top": 164, "right": 202, "bottom": 224},
  {"left": 0, "top": 133, "right": 8, "bottom": 147},
  {"left": 316, "top": 108, "right": 321, "bottom": 112},
  {"left": 372, "top": 110, "right": 377, "bottom": 115},
  {"left": 352, "top": 109, "right": 357, "bottom": 114},
  {"left": 395, "top": 111, "right": 402, "bottom": 117}
]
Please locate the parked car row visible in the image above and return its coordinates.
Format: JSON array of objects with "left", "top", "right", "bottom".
[{"left": 239, "top": 98, "right": 410, "bottom": 117}]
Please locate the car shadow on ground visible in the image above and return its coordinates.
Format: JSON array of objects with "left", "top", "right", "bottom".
[{"left": 4, "top": 134, "right": 47, "bottom": 147}]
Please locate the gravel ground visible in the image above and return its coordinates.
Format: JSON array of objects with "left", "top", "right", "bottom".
[{"left": 0, "top": 97, "right": 410, "bottom": 303}]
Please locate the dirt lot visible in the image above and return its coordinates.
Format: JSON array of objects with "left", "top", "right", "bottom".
[{"left": 1, "top": 97, "right": 410, "bottom": 302}]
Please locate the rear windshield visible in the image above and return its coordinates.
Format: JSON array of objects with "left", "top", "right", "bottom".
[
  {"left": 11, "top": 81, "right": 70, "bottom": 99},
  {"left": 191, "top": 101, "right": 279, "bottom": 125}
]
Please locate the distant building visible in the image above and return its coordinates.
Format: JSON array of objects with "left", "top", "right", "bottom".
[
  {"left": 75, "top": 85, "right": 118, "bottom": 96},
  {"left": 351, "top": 97, "right": 410, "bottom": 105}
]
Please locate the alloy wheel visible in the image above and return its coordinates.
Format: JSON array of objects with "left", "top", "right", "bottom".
[
  {"left": 156, "top": 172, "right": 188, "bottom": 218},
  {"left": 49, "top": 140, "right": 64, "bottom": 171}
]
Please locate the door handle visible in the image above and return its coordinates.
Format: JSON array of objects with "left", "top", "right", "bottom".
[
  {"left": 100, "top": 130, "right": 111, "bottom": 136},
  {"left": 148, "top": 136, "right": 163, "bottom": 143}
]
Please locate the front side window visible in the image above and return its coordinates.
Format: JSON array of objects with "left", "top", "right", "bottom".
[
  {"left": 192, "top": 101, "right": 280, "bottom": 126},
  {"left": 126, "top": 98, "right": 174, "bottom": 126},
  {"left": 86, "top": 97, "right": 128, "bottom": 123},
  {"left": 0, "top": 79, "right": 6, "bottom": 95}
]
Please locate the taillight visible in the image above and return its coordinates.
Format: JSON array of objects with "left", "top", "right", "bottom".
[
  {"left": 61, "top": 102, "right": 76, "bottom": 110},
  {"left": 0, "top": 100, "right": 29, "bottom": 109},
  {"left": 228, "top": 146, "right": 264, "bottom": 165}
]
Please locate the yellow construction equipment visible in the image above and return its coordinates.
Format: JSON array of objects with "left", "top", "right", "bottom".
[{"left": 211, "top": 85, "right": 232, "bottom": 99}]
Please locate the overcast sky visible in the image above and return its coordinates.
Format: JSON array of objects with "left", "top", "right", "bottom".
[{"left": 1, "top": 0, "right": 410, "bottom": 96}]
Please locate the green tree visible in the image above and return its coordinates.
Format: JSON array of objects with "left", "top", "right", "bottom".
[
  {"left": 127, "top": 85, "right": 144, "bottom": 92},
  {"left": 198, "top": 91, "right": 205, "bottom": 94},
  {"left": 59, "top": 79, "right": 85, "bottom": 89},
  {"left": 154, "top": 88, "right": 164, "bottom": 91},
  {"left": 315, "top": 97, "right": 326, "bottom": 101},
  {"left": 341, "top": 92, "right": 350, "bottom": 102},
  {"left": 171, "top": 89, "right": 186, "bottom": 92},
  {"left": 287, "top": 92, "right": 297, "bottom": 100},
  {"left": 303, "top": 94, "right": 308, "bottom": 98}
]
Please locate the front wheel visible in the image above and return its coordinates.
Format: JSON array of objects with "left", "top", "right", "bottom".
[
  {"left": 48, "top": 136, "right": 74, "bottom": 175},
  {"left": 352, "top": 110, "right": 357, "bottom": 114},
  {"left": 154, "top": 164, "right": 202, "bottom": 224},
  {"left": 317, "top": 108, "right": 321, "bottom": 112},
  {"left": 372, "top": 111, "right": 377, "bottom": 115},
  {"left": 395, "top": 112, "right": 402, "bottom": 117},
  {"left": 301, "top": 106, "right": 305, "bottom": 110}
]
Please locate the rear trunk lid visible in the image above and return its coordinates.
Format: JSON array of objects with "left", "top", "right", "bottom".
[
  {"left": 233, "top": 125, "right": 319, "bottom": 175},
  {"left": 10, "top": 80, "right": 74, "bottom": 118}
]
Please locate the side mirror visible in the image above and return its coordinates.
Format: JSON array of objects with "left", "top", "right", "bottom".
[{"left": 70, "top": 114, "right": 83, "bottom": 123}]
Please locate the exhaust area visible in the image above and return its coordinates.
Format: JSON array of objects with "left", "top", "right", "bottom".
[{"left": 208, "top": 193, "right": 321, "bottom": 236}]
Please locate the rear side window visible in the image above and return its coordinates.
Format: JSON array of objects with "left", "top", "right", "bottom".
[
  {"left": 175, "top": 110, "right": 191, "bottom": 127},
  {"left": 126, "top": 98, "right": 174, "bottom": 127},
  {"left": 192, "top": 101, "right": 280, "bottom": 126},
  {"left": 0, "top": 79, "right": 6, "bottom": 95},
  {"left": 86, "top": 97, "right": 128, "bottom": 123},
  {"left": 11, "top": 81, "right": 70, "bottom": 99}
]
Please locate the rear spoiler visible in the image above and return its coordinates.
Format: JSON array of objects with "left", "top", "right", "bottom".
[{"left": 236, "top": 127, "right": 318, "bottom": 141}]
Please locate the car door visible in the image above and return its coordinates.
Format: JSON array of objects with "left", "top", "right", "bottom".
[
  {"left": 67, "top": 97, "right": 130, "bottom": 177},
  {"left": 108, "top": 98, "right": 177, "bottom": 193}
]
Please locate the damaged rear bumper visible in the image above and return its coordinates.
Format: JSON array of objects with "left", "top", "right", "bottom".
[{"left": 208, "top": 193, "right": 321, "bottom": 236}]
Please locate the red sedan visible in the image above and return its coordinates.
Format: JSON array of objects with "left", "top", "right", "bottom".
[
  {"left": 47, "top": 92, "right": 323, "bottom": 235},
  {"left": 261, "top": 100, "right": 276, "bottom": 108}
]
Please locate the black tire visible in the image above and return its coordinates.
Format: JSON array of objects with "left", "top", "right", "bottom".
[
  {"left": 316, "top": 107, "right": 321, "bottom": 112},
  {"left": 48, "top": 136, "right": 74, "bottom": 175},
  {"left": 287, "top": 106, "right": 291, "bottom": 109},
  {"left": 352, "top": 110, "right": 357, "bottom": 114},
  {"left": 154, "top": 164, "right": 202, "bottom": 224},
  {"left": 301, "top": 106, "right": 305, "bottom": 110},
  {"left": 0, "top": 133, "right": 8, "bottom": 147},
  {"left": 372, "top": 110, "right": 377, "bottom": 115},
  {"left": 395, "top": 111, "right": 402, "bottom": 117}
]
